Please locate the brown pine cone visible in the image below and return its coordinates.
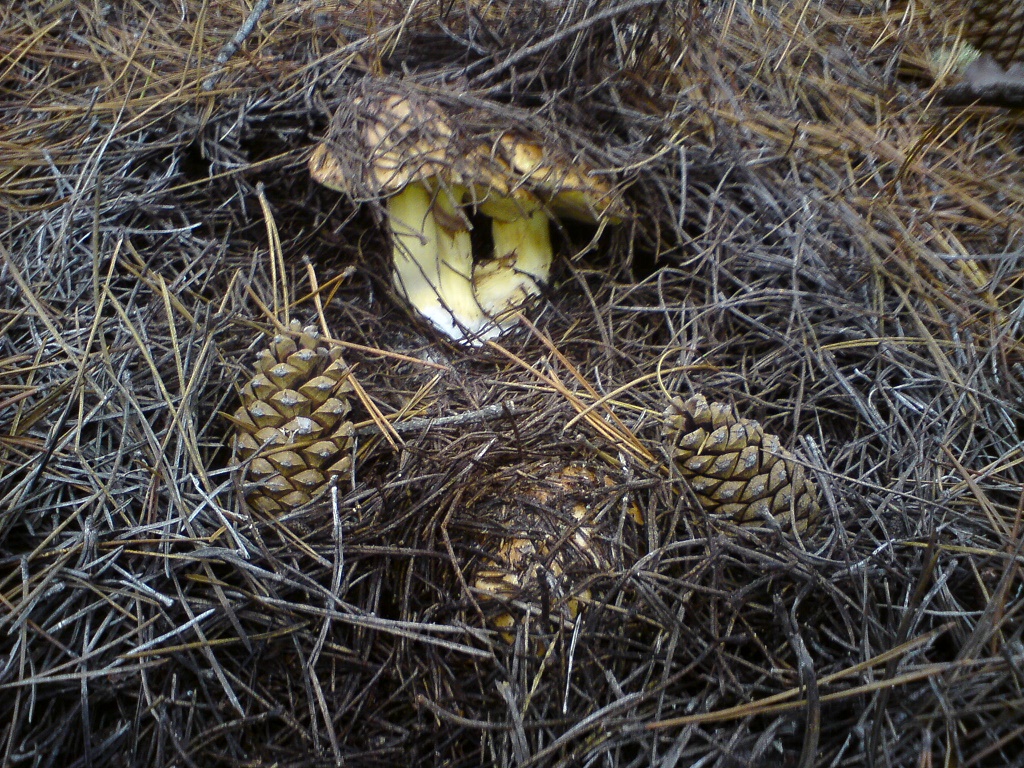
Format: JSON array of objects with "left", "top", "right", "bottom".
[
  {"left": 965, "top": 0, "right": 1024, "bottom": 68},
  {"left": 229, "top": 321, "right": 354, "bottom": 514},
  {"left": 663, "top": 394, "right": 820, "bottom": 534}
]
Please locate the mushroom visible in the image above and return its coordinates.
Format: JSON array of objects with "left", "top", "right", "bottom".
[
  {"left": 310, "top": 91, "right": 627, "bottom": 343},
  {"left": 310, "top": 94, "right": 492, "bottom": 340},
  {"left": 470, "top": 188, "right": 550, "bottom": 324},
  {"left": 473, "top": 135, "right": 627, "bottom": 325}
]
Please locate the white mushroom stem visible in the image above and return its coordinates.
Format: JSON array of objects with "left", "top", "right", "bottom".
[
  {"left": 387, "top": 182, "right": 487, "bottom": 341},
  {"left": 473, "top": 203, "right": 553, "bottom": 322},
  {"left": 432, "top": 186, "right": 490, "bottom": 337}
]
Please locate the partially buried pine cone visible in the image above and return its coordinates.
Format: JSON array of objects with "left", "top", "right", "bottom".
[
  {"left": 663, "top": 394, "right": 820, "bottom": 534},
  {"left": 230, "top": 321, "right": 355, "bottom": 514}
]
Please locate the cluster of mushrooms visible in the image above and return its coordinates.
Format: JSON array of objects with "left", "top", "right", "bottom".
[{"left": 309, "top": 89, "right": 626, "bottom": 343}]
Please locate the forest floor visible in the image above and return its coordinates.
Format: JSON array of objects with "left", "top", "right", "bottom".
[{"left": 2, "top": 1, "right": 1024, "bottom": 766}]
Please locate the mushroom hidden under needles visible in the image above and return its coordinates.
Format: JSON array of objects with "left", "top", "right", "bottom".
[{"left": 309, "top": 91, "right": 627, "bottom": 344}]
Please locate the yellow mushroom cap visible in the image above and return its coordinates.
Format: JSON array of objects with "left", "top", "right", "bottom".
[
  {"left": 310, "top": 90, "right": 628, "bottom": 223},
  {"left": 497, "top": 134, "right": 628, "bottom": 224},
  {"left": 309, "top": 94, "right": 451, "bottom": 197},
  {"left": 310, "top": 91, "right": 517, "bottom": 203}
]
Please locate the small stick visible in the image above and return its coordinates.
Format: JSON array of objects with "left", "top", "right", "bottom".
[
  {"left": 203, "top": 0, "right": 274, "bottom": 91},
  {"left": 938, "top": 82, "right": 1024, "bottom": 108},
  {"left": 414, "top": 695, "right": 511, "bottom": 730},
  {"left": 352, "top": 402, "right": 521, "bottom": 436}
]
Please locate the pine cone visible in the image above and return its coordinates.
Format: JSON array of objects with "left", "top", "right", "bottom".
[
  {"left": 663, "top": 394, "right": 820, "bottom": 534},
  {"left": 230, "top": 321, "right": 355, "bottom": 514},
  {"left": 473, "top": 464, "right": 637, "bottom": 641},
  {"left": 965, "top": 0, "right": 1024, "bottom": 68}
]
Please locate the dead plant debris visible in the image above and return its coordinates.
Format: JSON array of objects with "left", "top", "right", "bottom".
[{"left": 2, "top": 1, "right": 1024, "bottom": 766}]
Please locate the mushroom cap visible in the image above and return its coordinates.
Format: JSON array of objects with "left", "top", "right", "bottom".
[
  {"left": 498, "top": 135, "right": 628, "bottom": 224},
  {"left": 309, "top": 93, "right": 454, "bottom": 197},
  {"left": 310, "top": 91, "right": 516, "bottom": 205}
]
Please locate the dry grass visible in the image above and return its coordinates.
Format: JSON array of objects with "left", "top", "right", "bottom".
[{"left": 2, "top": 0, "right": 1024, "bottom": 766}]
